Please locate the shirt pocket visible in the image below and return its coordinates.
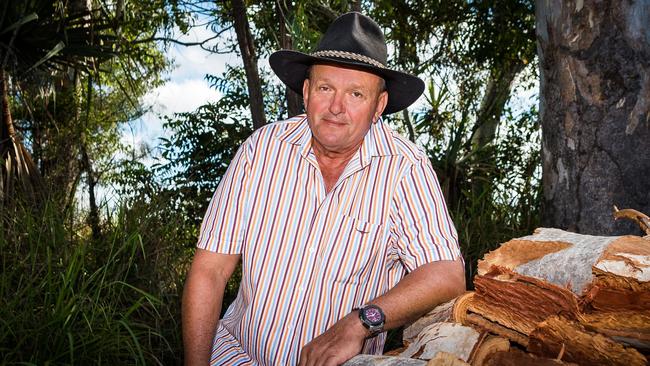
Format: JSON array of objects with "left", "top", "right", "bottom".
[{"left": 321, "top": 214, "right": 387, "bottom": 285}]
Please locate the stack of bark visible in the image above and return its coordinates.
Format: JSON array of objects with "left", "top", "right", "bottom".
[
  {"left": 460, "top": 227, "right": 650, "bottom": 365},
  {"left": 344, "top": 223, "right": 650, "bottom": 366}
]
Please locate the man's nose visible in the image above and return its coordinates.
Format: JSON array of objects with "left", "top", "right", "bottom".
[{"left": 328, "top": 92, "right": 345, "bottom": 115}]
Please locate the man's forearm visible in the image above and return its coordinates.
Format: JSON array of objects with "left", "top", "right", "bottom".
[
  {"left": 298, "top": 259, "right": 465, "bottom": 366},
  {"left": 182, "top": 250, "right": 240, "bottom": 366},
  {"left": 370, "top": 259, "right": 465, "bottom": 330},
  {"left": 182, "top": 266, "right": 225, "bottom": 365}
]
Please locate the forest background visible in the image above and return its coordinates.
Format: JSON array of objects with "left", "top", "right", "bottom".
[{"left": 1, "top": 0, "right": 648, "bottom": 364}]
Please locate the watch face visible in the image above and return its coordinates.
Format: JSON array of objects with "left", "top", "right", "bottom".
[{"left": 365, "top": 307, "right": 383, "bottom": 325}]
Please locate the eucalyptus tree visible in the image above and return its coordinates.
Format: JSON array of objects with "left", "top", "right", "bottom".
[{"left": 537, "top": 0, "right": 650, "bottom": 235}]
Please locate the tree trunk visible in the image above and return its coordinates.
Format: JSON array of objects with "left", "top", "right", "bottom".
[
  {"left": 277, "top": 0, "right": 303, "bottom": 117},
  {"left": 537, "top": 0, "right": 650, "bottom": 235},
  {"left": 81, "top": 143, "right": 100, "bottom": 239},
  {"left": 0, "top": 70, "right": 13, "bottom": 142},
  {"left": 471, "top": 60, "right": 525, "bottom": 152},
  {"left": 1, "top": 69, "right": 12, "bottom": 207},
  {"left": 470, "top": 59, "right": 525, "bottom": 197},
  {"left": 402, "top": 109, "right": 416, "bottom": 143},
  {"left": 231, "top": 0, "right": 267, "bottom": 129},
  {"left": 0, "top": 69, "right": 43, "bottom": 206}
]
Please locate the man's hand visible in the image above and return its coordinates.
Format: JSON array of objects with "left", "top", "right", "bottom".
[{"left": 299, "top": 311, "right": 368, "bottom": 366}]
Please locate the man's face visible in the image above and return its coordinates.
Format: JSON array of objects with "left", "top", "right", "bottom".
[{"left": 303, "top": 64, "right": 388, "bottom": 155}]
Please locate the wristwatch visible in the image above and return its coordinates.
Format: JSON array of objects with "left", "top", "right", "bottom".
[{"left": 356, "top": 304, "right": 385, "bottom": 336}]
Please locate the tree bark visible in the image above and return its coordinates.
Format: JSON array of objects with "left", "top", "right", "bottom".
[
  {"left": 528, "top": 316, "right": 647, "bottom": 366},
  {"left": 81, "top": 143, "right": 100, "bottom": 239},
  {"left": 349, "top": 1, "right": 362, "bottom": 12},
  {"left": 81, "top": 75, "right": 100, "bottom": 240},
  {"left": 484, "top": 348, "right": 578, "bottom": 366},
  {"left": 231, "top": 0, "right": 267, "bottom": 129},
  {"left": 277, "top": 0, "right": 303, "bottom": 117},
  {"left": 1, "top": 68, "right": 12, "bottom": 207},
  {"left": 463, "top": 227, "right": 650, "bottom": 354},
  {"left": 537, "top": 0, "right": 650, "bottom": 235}
]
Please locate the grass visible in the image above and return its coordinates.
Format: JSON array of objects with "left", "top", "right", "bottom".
[{"left": 0, "top": 200, "right": 183, "bottom": 365}]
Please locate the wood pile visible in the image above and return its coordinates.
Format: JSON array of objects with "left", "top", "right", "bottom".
[{"left": 344, "top": 217, "right": 650, "bottom": 365}]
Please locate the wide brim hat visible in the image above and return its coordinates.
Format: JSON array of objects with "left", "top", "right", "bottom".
[{"left": 269, "top": 12, "right": 425, "bottom": 115}]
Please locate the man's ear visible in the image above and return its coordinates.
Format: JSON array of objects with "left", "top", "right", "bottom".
[
  {"left": 373, "top": 91, "right": 388, "bottom": 122},
  {"left": 302, "top": 79, "right": 310, "bottom": 106}
]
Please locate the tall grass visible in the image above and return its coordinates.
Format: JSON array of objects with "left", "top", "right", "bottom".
[{"left": 0, "top": 199, "right": 183, "bottom": 365}]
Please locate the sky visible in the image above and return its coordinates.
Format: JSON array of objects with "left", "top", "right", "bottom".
[
  {"left": 121, "top": 24, "right": 238, "bottom": 155},
  {"left": 96, "top": 25, "right": 234, "bottom": 206}
]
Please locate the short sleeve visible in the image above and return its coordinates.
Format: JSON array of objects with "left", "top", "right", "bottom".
[
  {"left": 196, "top": 138, "right": 253, "bottom": 254},
  {"left": 390, "top": 158, "right": 462, "bottom": 271}
]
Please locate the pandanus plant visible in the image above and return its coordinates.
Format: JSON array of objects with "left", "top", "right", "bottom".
[{"left": 0, "top": 0, "right": 119, "bottom": 208}]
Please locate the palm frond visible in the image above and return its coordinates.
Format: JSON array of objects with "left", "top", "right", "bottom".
[
  {"left": 1, "top": 3, "right": 119, "bottom": 80},
  {"left": 0, "top": 13, "right": 38, "bottom": 36}
]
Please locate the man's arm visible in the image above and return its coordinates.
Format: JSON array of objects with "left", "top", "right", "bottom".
[
  {"left": 182, "top": 248, "right": 241, "bottom": 366},
  {"left": 299, "top": 258, "right": 465, "bottom": 366}
]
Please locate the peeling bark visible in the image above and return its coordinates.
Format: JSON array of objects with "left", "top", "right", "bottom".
[
  {"left": 537, "top": 0, "right": 650, "bottom": 235},
  {"left": 528, "top": 316, "right": 647, "bottom": 366}
]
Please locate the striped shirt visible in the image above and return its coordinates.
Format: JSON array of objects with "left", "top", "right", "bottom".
[{"left": 197, "top": 115, "right": 461, "bottom": 365}]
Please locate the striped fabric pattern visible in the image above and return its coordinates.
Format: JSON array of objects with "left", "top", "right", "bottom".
[{"left": 197, "top": 115, "right": 462, "bottom": 365}]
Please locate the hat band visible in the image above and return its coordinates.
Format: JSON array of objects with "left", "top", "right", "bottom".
[{"left": 312, "top": 50, "right": 385, "bottom": 69}]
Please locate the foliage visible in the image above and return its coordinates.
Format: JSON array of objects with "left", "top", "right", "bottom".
[
  {"left": 0, "top": 197, "right": 184, "bottom": 365},
  {"left": 1, "top": 1, "right": 191, "bottom": 364},
  {"left": 0, "top": 1, "right": 115, "bottom": 76},
  {"left": 412, "top": 69, "right": 541, "bottom": 282},
  {"left": 153, "top": 66, "right": 254, "bottom": 224}
]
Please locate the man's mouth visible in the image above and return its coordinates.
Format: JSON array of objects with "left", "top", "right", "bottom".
[{"left": 322, "top": 118, "right": 346, "bottom": 126}]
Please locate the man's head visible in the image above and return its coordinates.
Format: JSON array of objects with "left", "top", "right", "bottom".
[
  {"left": 303, "top": 63, "right": 387, "bottom": 155},
  {"left": 269, "top": 12, "right": 424, "bottom": 116}
]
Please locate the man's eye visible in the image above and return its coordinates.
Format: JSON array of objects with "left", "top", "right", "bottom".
[
  {"left": 319, "top": 86, "right": 330, "bottom": 91},
  {"left": 352, "top": 91, "right": 363, "bottom": 98}
]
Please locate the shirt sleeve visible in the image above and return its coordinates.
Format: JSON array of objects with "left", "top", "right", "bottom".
[
  {"left": 390, "top": 157, "right": 462, "bottom": 271},
  {"left": 196, "top": 138, "right": 253, "bottom": 254}
]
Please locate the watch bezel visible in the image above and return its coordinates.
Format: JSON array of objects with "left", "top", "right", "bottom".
[{"left": 357, "top": 304, "right": 385, "bottom": 335}]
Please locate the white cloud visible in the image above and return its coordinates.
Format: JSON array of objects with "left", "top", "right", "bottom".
[
  {"left": 122, "top": 23, "right": 236, "bottom": 154},
  {"left": 145, "top": 78, "right": 221, "bottom": 115},
  {"left": 121, "top": 79, "right": 220, "bottom": 152}
]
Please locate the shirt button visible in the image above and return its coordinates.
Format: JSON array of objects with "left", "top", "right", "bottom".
[{"left": 308, "top": 246, "right": 315, "bottom": 253}]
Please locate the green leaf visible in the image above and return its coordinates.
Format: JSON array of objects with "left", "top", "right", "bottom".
[
  {"left": 0, "top": 13, "right": 38, "bottom": 35},
  {"left": 24, "top": 41, "right": 66, "bottom": 74}
]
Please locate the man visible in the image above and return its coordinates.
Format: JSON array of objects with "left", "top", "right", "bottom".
[{"left": 183, "top": 12, "right": 465, "bottom": 366}]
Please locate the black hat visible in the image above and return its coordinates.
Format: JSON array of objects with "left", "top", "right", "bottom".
[{"left": 269, "top": 12, "right": 425, "bottom": 115}]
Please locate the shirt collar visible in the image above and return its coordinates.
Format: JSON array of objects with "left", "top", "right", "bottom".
[
  {"left": 277, "top": 115, "right": 399, "bottom": 163},
  {"left": 359, "top": 117, "right": 399, "bottom": 165}
]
